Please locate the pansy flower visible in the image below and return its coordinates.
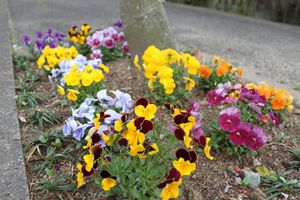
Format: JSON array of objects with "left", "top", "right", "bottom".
[
  {"left": 173, "top": 149, "right": 197, "bottom": 176},
  {"left": 219, "top": 106, "right": 241, "bottom": 133},
  {"left": 158, "top": 168, "right": 182, "bottom": 200},
  {"left": 134, "top": 98, "right": 157, "bottom": 120},
  {"left": 100, "top": 170, "right": 117, "bottom": 191}
]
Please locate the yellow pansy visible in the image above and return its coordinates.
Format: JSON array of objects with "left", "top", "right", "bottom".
[
  {"left": 37, "top": 55, "right": 45, "bottom": 68},
  {"left": 99, "top": 64, "right": 110, "bottom": 73},
  {"left": 67, "top": 89, "right": 80, "bottom": 101},
  {"left": 160, "top": 179, "right": 182, "bottom": 200},
  {"left": 114, "top": 119, "right": 123, "bottom": 132},
  {"left": 91, "top": 69, "right": 104, "bottom": 83},
  {"left": 134, "top": 55, "right": 141, "bottom": 70},
  {"left": 101, "top": 178, "right": 117, "bottom": 191},
  {"left": 57, "top": 85, "right": 65, "bottom": 96},
  {"left": 134, "top": 103, "right": 157, "bottom": 120},
  {"left": 81, "top": 72, "right": 94, "bottom": 87},
  {"left": 204, "top": 137, "right": 214, "bottom": 160},
  {"left": 102, "top": 134, "right": 117, "bottom": 146},
  {"left": 183, "top": 77, "right": 195, "bottom": 91},
  {"left": 76, "top": 164, "right": 84, "bottom": 188},
  {"left": 83, "top": 152, "right": 94, "bottom": 172},
  {"left": 173, "top": 157, "right": 196, "bottom": 176}
]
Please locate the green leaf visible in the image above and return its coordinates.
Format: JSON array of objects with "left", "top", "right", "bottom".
[
  {"left": 39, "top": 134, "right": 48, "bottom": 144},
  {"left": 294, "top": 83, "right": 300, "bottom": 91}
]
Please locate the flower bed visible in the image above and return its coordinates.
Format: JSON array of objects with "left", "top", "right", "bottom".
[{"left": 13, "top": 21, "right": 300, "bottom": 199}]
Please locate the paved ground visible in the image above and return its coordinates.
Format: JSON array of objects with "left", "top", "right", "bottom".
[
  {"left": 0, "top": 0, "right": 29, "bottom": 199},
  {"left": 7, "top": 0, "right": 300, "bottom": 100}
]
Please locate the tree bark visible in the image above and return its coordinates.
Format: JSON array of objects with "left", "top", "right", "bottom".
[{"left": 120, "top": 0, "right": 177, "bottom": 58}]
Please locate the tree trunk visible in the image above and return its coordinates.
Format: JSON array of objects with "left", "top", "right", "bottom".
[{"left": 120, "top": 0, "right": 177, "bottom": 58}]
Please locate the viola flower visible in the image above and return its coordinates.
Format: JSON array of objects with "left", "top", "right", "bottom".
[
  {"left": 76, "top": 164, "right": 84, "bottom": 188},
  {"left": 271, "top": 90, "right": 287, "bottom": 110},
  {"left": 237, "top": 66, "right": 243, "bottom": 78},
  {"left": 113, "top": 20, "right": 124, "bottom": 29},
  {"left": 113, "top": 90, "right": 133, "bottom": 113},
  {"left": 97, "top": 89, "right": 116, "bottom": 108},
  {"left": 216, "top": 82, "right": 231, "bottom": 97},
  {"left": 229, "top": 122, "right": 250, "bottom": 145},
  {"left": 240, "top": 86, "right": 266, "bottom": 105},
  {"left": 57, "top": 85, "right": 65, "bottom": 95},
  {"left": 244, "top": 124, "right": 267, "bottom": 150},
  {"left": 208, "top": 89, "right": 226, "bottom": 106},
  {"left": 22, "top": 35, "right": 31, "bottom": 46},
  {"left": 160, "top": 179, "right": 182, "bottom": 200},
  {"left": 134, "top": 98, "right": 157, "bottom": 120},
  {"left": 173, "top": 149, "right": 197, "bottom": 176},
  {"left": 266, "top": 112, "right": 280, "bottom": 128},
  {"left": 157, "top": 168, "right": 182, "bottom": 200},
  {"left": 219, "top": 106, "right": 241, "bottom": 133},
  {"left": 91, "top": 49, "right": 103, "bottom": 60},
  {"left": 183, "top": 77, "right": 195, "bottom": 91},
  {"left": 204, "top": 137, "right": 214, "bottom": 160},
  {"left": 100, "top": 170, "right": 117, "bottom": 191},
  {"left": 67, "top": 89, "right": 80, "bottom": 101},
  {"left": 199, "top": 65, "right": 213, "bottom": 78},
  {"left": 217, "top": 62, "right": 231, "bottom": 76}
]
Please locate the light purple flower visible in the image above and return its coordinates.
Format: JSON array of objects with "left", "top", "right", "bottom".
[
  {"left": 73, "top": 123, "right": 89, "bottom": 141},
  {"left": 104, "top": 109, "right": 122, "bottom": 124},
  {"left": 216, "top": 82, "right": 231, "bottom": 97},
  {"left": 97, "top": 89, "right": 116, "bottom": 108},
  {"left": 63, "top": 117, "right": 78, "bottom": 137},
  {"left": 91, "top": 49, "right": 103, "bottom": 60},
  {"left": 113, "top": 90, "right": 133, "bottom": 113},
  {"left": 219, "top": 106, "right": 241, "bottom": 133}
]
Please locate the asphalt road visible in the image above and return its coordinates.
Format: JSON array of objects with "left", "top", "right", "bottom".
[{"left": 7, "top": 0, "right": 300, "bottom": 99}]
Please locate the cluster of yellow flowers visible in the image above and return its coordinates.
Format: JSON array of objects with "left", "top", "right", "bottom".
[
  {"left": 37, "top": 45, "right": 78, "bottom": 70},
  {"left": 57, "top": 63, "right": 109, "bottom": 101},
  {"left": 68, "top": 24, "right": 91, "bottom": 45},
  {"left": 159, "top": 104, "right": 213, "bottom": 200},
  {"left": 134, "top": 45, "right": 199, "bottom": 94},
  {"left": 246, "top": 82, "right": 293, "bottom": 112}
]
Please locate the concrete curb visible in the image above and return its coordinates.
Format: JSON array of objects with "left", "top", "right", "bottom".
[{"left": 0, "top": 0, "right": 30, "bottom": 199}]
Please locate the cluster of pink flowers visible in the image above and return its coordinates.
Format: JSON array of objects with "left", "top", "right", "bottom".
[
  {"left": 219, "top": 106, "right": 267, "bottom": 150},
  {"left": 86, "top": 23, "right": 129, "bottom": 60},
  {"left": 206, "top": 82, "right": 282, "bottom": 150}
]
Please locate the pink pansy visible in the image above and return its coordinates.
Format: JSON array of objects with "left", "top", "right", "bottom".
[
  {"left": 244, "top": 125, "right": 267, "bottom": 150},
  {"left": 229, "top": 122, "right": 250, "bottom": 145},
  {"left": 208, "top": 89, "right": 226, "bottom": 106},
  {"left": 219, "top": 106, "right": 241, "bottom": 133}
]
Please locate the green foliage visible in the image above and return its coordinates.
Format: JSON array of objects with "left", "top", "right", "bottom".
[
  {"left": 261, "top": 170, "right": 300, "bottom": 199},
  {"left": 38, "top": 169, "right": 76, "bottom": 192},
  {"left": 15, "top": 91, "right": 44, "bottom": 107},
  {"left": 101, "top": 46, "right": 125, "bottom": 63},
  {"left": 13, "top": 53, "right": 29, "bottom": 71},
  {"left": 96, "top": 125, "right": 179, "bottom": 199},
  {"left": 28, "top": 108, "right": 59, "bottom": 129},
  {"left": 288, "top": 147, "right": 300, "bottom": 172}
]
